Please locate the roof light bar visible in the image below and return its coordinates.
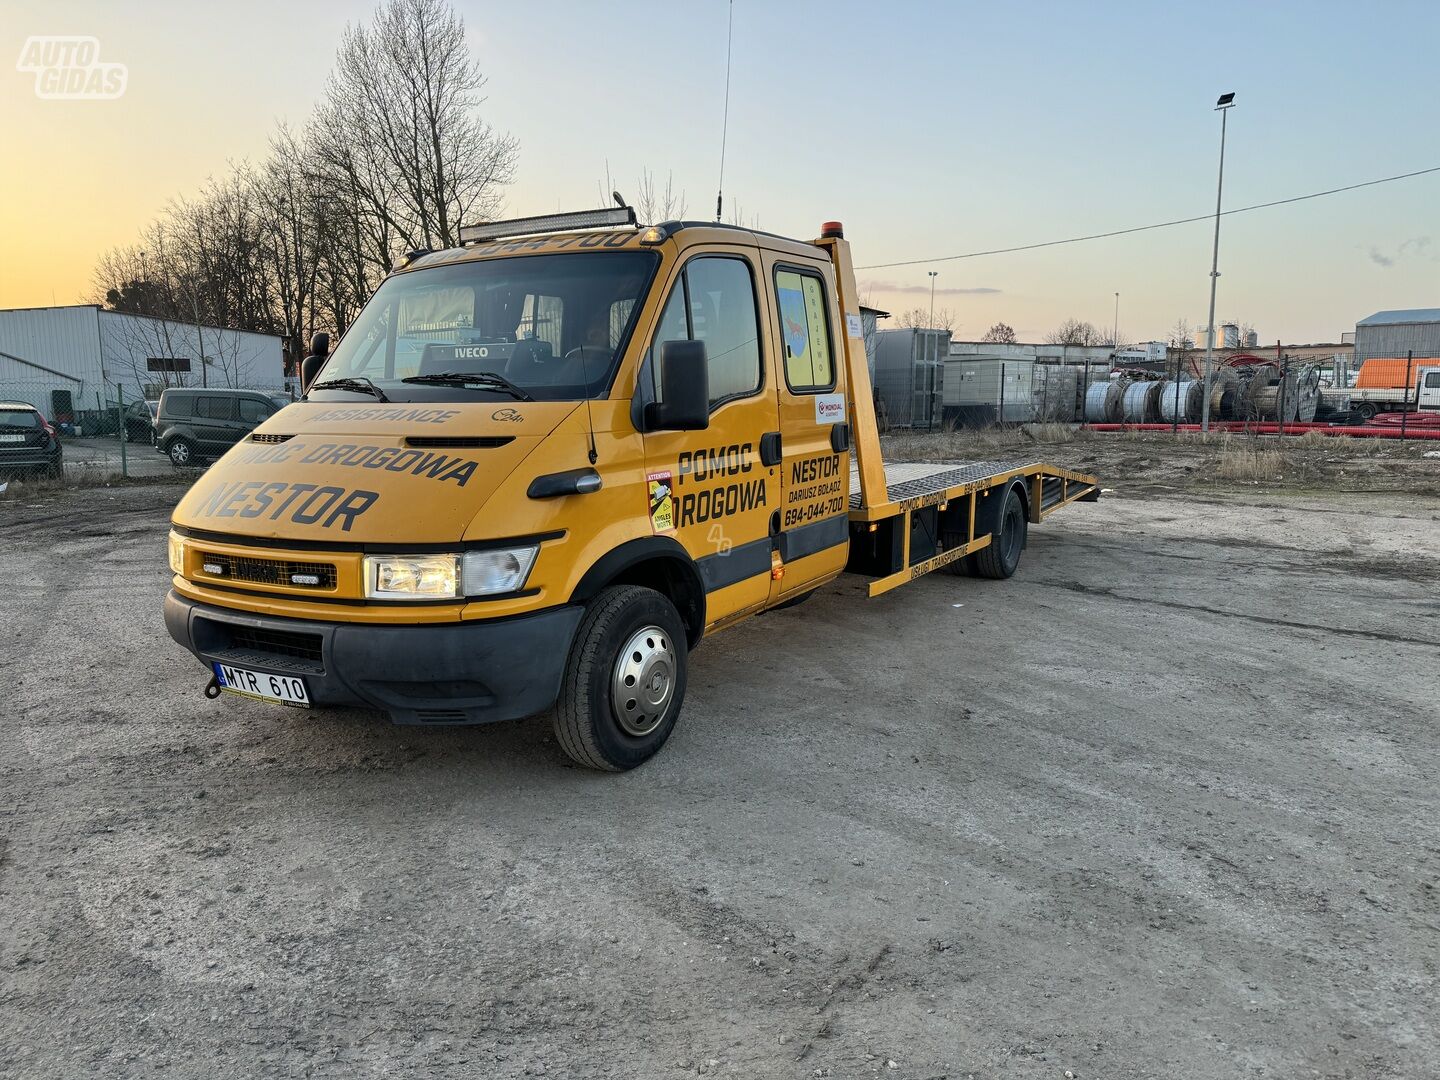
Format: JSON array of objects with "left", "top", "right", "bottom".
[{"left": 460, "top": 206, "right": 637, "bottom": 245}]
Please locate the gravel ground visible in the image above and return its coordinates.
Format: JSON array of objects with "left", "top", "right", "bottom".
[{"left": 1, "top": 480, "right": 1437, "bottom": 1080}]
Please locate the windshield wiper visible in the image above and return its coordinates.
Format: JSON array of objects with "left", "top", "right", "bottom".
[
  {"left": 401, "top": 371, "right": 534, "bottom": 401},
  {"left": 310, "top": 376, "right": 390, "bottom": 402}
]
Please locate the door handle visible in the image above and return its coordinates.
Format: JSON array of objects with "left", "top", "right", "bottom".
[
  {"left": 759, "top": 431, "right": 782, "bottom": 466},
  {"left": 830, "top": 422, "right": 851, "bottom": 452}
]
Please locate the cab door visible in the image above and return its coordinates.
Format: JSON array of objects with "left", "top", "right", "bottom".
[
  {"left": 1420, "top": 368, "right": 1440, "bottom": 411},
  {"left": 761, "top": 256, "right": 852, "bottom": 602},
  {"left": 641, "top": 250, "right": 781, "bottom": 627}
]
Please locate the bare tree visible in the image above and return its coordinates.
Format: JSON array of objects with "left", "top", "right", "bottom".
[
  {"left": 981, "top": 322, "right": 1016, "bottom": 344},
  {"left": 897, "top": 307, "right": 956, "bottom": 333},
  {"left": 1044, "top": 318, "right": 1105, "bottom": 346},
  {"left": 90, "top": 0, "right": 519, "bottom": 357},
  {"left": 599, "top": 165, "right": 688, "bottom": 224},
  {"left": 310, "top": 0, "right": 518, "bottom": 264},
  {"left": 1167, "top": 318, "right": 1194, "bottom": 350}
]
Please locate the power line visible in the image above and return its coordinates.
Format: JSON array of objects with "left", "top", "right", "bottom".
[{"left": 855, "top": 165, "right": 1440, "bottom": 270}]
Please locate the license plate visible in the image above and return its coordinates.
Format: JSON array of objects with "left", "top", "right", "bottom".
[
  {"left": 212, "top": 663, "right": 310, "bottom": 708},
  {"left": 0, "top": 434, "right": 24, "bottom": 443}
]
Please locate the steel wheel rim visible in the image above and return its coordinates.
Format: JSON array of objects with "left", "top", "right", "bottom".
[{"left": 610, "top": 624, "right": 675, "bottom": 737}]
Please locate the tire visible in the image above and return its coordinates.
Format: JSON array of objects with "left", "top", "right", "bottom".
[
  {"left": 1355, "top": 402, "right": 1378, "bottom": 422},
  {"left": 939, "top": 536, "right": 972, "bottom": 576},
  {"left": 553, "top": 585, "right": 688, "bottom": 772},
  {"left": 971, "top": 486, "right": 1028, "bottom": 580},
  {"left": 167, "top": 437, "right": 196, "bottom": 467}
]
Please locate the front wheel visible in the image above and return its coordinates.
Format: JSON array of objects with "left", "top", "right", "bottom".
[{"left": 553, "top": 585, "right": 688, "bottom": 771}]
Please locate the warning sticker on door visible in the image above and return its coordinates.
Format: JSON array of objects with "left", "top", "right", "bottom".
[
  {"left": 647, "top": 470, "right": 674, "bottom": 532},
  {"left": 846, "top": 312, "right": 863, "bottom": 338}
]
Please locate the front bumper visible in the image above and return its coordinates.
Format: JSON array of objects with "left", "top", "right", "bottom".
[
  {"left": 165, "top": 590, "right": 584, "bottom": 725},
  {"left": 0, "top": 443, "right": 62, "bottom": 471}
]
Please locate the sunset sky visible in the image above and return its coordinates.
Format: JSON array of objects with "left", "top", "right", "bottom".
[{"left": 2, "top": 0, "right": 1437, "bottom": 344}]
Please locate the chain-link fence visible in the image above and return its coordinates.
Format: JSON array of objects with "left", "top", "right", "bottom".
[{"left": 0, "top": 376, "right": 171, "bottom": 481}]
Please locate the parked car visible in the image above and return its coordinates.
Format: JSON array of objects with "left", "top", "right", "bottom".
[
  {"left": 124, "top": 399, "right": 160, "bottom": 443},
  {"left": 0, "top": 400, "right": 64, "bottom": 478},
  {"left": 155, "top": 388, "right": 291, "bottom": 466}
]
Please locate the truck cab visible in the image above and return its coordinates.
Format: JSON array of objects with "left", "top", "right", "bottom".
[{"left": 166, "top": 210, "right": 864, "bottom": 769}]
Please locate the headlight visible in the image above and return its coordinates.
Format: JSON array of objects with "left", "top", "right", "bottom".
[
  {"left": 168, "top": 531, "right": 185, "bottom": 575},
  {"left": 462, "top": 546, "right": 538, "bottom": 596},
  {"left": 364, "top": 555, "right": 460, "bottom": 599},
  {"left": 363, "top": 545, "right": 539, "bottom": 600}
]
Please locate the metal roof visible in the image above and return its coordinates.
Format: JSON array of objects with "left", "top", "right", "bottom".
[{"left": 1356, "top": 308, "right": 1440, "bottom": 326}]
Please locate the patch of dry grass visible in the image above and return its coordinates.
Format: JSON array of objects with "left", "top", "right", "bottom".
[{"left": 1215, "top": 441, "right": 1285, "bottom": 482}]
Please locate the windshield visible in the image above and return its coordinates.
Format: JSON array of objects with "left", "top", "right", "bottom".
[
  {"left": 0, "top": 410, "right": 39, "bottom": 429},
  {"left": 312, "top": 251, "right": 657, "bottom": 403}
]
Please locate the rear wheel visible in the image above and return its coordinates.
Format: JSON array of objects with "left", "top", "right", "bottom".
[
  {"left": 167, "top": 437, "right": 195, "bottom": 467},
  {"left": 939, "top": 535, "right": 973, "bottom": 576},
  {"left": 1354, "top": 401, "right": 1378, "bottom": 422},
  {"left": 553, "top": 585, "right": 688, "bottom": 771},
  {"left": 971, "top": 486, "right": 1028, "bottom": 579}
]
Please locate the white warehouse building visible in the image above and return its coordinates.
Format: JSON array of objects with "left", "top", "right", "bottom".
[{"left": 0, "top": 304, "right": 285, "bottom": 426}]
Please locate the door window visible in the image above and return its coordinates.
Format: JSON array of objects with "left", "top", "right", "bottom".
[
  {"left": 651, "top": 256, "right": 762, "bottom": 408},
  {"left": 775, "top": 269, "right": 835, "bottom": 392},
  {"left": 1425, "top": 372, "right": 1440, "bottom": 388}
]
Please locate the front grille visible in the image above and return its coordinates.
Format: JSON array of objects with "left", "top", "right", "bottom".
[
  {"left": 200, "top": 552, "right": 337, "bottom": 589},
  {"left": 250, "top": 433, "right": 294, "bottom": 444},
  {"left": 227, "top": 625, "right": 323, "bottom": 663}
]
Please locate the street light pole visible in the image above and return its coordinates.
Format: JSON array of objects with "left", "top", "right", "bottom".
[
  {"left": 1201, "top": 92, "right": 1236, "bottom": 432},
  {"left": 1113, "top": 291, "right": 1120, "bottom": 350},
  {"left": 928, "top": 271, "right": 938, "bottom": 331}
]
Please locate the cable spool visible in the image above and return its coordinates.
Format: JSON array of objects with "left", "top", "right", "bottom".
[
  {"left": 1156, "top": 379, "right": 1202, "bottom": 422},
  {"left": 1206, "top": 368, "right": 1239, "bottom": 417},
  {"left": 1085, "top": 379, "right": 1124, "bottom": 422},
  {"left": 1122, "top": 380, "right": 1162, "bottom": 423}
]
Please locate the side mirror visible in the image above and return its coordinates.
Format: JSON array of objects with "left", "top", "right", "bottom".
[{"left": 644, "top": 339, "right": 709, "bottom": 431}]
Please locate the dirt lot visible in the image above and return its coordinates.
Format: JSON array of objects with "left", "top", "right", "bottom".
[{"left": 2, "top": 441, "right": 1438, "bottom": 1079}]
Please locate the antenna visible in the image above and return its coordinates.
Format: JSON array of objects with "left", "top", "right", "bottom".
[{"left": 715, "top": 0, "right": 734, "bottom": 222}]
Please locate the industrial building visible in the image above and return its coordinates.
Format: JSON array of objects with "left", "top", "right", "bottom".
[
  {"left": 0, "top": 305, "right": 285, "bottom": 427},
  {"left": 873, "top": 327, "right": 949, "bottom": 429},
  {"left": 1353, "top": 308, "right": 1440, "bottom": 366}
]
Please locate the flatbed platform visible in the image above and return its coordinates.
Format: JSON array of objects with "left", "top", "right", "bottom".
[{"left": 844, "top": 458, "right": 1100, "bottom": 596}]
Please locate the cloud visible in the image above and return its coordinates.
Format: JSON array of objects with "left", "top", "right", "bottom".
[
  {"left": 861, "top": 279, "right": 1001, "bottom": 296},
  {"left": 1368, "top": 236, "right": 1432, "bottom": 269}
]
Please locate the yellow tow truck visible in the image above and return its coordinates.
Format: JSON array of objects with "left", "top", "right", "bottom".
[{"left": 165, "top": 208, "right": 1098, "bottom": 770}]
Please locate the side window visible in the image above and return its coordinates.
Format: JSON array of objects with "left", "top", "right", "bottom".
[
  {"left": 197, "top": 396, "right": 237, "bottom": 421},
  {"left": 238, "top": 398, "right": 270, "bottom": 423},
  {"left": 166, "top": 394, "right": 193, "bottom": 418},
  {"left": 775, "top": 269, "right": 835, "bottom": 391},
  {"left": 1425, "top": 371, "right": 1440, "bottom": 388},
  {"left": 651, "top": 256, "right": 762, "bottom": 408}
]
